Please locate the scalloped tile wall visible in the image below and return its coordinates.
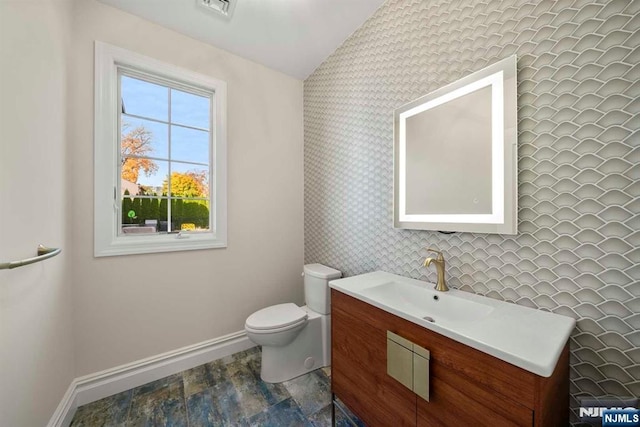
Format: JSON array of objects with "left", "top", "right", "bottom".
[{"left": 304, "top": 0, "right": 638, "bottom": 421}]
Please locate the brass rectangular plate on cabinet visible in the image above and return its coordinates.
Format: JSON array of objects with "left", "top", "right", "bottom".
[
  {"left": 387, "top": 330, "right": 431, "bottom": 402},
  {"left": 413, "top": 351, "right": 430, "bottom": 402},
  {"left": 387, "top": 338, "right": 413, "bottom": 390}
]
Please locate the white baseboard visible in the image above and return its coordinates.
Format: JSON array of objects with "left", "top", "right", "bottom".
[{"left": 47, "top": 330, "right": 254, "bottom": 427}]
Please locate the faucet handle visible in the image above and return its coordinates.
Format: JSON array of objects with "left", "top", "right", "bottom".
[{"left": 426, "top": 248, "right": 444, "bottom": 260}]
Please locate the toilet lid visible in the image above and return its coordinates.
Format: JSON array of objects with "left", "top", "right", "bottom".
[{"left": 245, "top": 303, "right": 308, "bottom": 330}]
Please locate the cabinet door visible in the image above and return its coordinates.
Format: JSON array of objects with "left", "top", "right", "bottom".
[
  {"left": 416, "top": 364, "right": 533, "bottom": 426},
  {"left": 332, "top": 304, "right": 417, "bottom": 426}
]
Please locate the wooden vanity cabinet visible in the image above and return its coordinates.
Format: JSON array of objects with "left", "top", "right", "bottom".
[{"left": 331, "top": 290, "right": 569, "bottom": 427}]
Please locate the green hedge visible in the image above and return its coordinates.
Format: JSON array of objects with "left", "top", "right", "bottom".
[{"left": 122, "top": 194, "right": 209, "bottom": 229}]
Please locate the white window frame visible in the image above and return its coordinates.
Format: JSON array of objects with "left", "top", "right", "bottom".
[{"left": 94, "top": 41, "right": 227, "bottom": 256}]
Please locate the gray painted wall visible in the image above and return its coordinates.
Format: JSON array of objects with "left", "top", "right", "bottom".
[
  {"left": 304, "top": 0, "right": 638, "bottom": 420},
  {"left": 70, "top": 0, "right": 304, "bottom": 376},
  {"left": 0, "top": 1, "right": 75, "bottom": 425}
]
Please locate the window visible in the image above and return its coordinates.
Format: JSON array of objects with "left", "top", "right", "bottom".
[
  {"left": 119, "top": 72, "right": 212, "bottom": 234},
  {"left": 95, "top": 42, "right": 227, "bottom": 256}
]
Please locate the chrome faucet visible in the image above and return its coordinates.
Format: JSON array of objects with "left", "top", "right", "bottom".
[{"left": 424, "top": 248, "right": 448, "bottom": 292}]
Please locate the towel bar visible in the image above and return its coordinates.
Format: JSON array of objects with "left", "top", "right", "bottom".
[{"left": 0, "top": 245, "right": 62, "bottom": 270}]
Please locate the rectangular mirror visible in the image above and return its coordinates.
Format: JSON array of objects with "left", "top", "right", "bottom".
[{"left": 394, "top": 55, "right": 518, "bottom": 234}]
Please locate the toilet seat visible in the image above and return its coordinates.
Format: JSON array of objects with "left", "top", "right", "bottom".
[{"left": 245, "top": 303, "right": 308, "bottom": 332}]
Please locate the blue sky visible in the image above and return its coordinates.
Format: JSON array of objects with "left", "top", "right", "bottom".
[{"left": 121, "top": 75, "right": 210, "bottom": 187}]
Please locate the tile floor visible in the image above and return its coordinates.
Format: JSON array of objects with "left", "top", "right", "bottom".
[{"left": 70, "top": 347, "right": 363, "bottom": 426}]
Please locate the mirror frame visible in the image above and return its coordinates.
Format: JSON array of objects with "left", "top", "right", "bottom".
[{"left": 393, "top": 55, "right": 518, "bottom": 234}]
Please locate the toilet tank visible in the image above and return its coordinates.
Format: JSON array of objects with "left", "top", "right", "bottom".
[{"left": 303, "top": 263, "right": 342, "bottom": 314}]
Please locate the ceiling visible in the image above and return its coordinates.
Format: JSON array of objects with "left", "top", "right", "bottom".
[{"left": 96, "top": 0, "right": 387, "bottom": 80}]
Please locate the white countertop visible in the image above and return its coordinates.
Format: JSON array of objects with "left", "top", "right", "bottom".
[{"left": 330, "top": 271, "right": 576, "bottom": 377}]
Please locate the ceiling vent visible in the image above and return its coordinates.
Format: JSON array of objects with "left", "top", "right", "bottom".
[{"left": 198, "top": 0, "right": 236, "bottom": 19}]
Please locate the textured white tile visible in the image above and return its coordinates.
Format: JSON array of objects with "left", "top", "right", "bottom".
[{"left": 304, "top": 0, "right": 639, "bottom": 421}]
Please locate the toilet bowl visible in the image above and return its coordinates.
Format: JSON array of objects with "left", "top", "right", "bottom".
[
  {"left": 244, "top": 264, "right": 342, "bottom": 383},
  {"left": 245, "top": 303, "right": 308, "bottom": 347}
]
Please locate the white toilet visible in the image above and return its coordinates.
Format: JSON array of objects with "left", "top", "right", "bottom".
[{"left": 244, "top": 263, "right": 342, "bottom": 383}]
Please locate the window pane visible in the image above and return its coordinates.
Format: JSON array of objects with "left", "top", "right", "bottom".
[
  {"left": 121, "top": 75, "right": 168, "bottom": 121},
  {"left": 121, "top": 117, "right": 168, "bottom": 159},
  {"left": 121, "top": 158, "right": 168, "bottom": 196},
  {"left": 171, "top": 89, "right": 210, "bottom": 130},
  {"left": 169, "top": 162, "right": 209, "bottom": 198},
  {"left": 172, "top": 199, "right": 210, "bottom": 232},
  {"left": 120, "top": 196, "right": 168, "bottom": 234},
  {"left": 171, "top": 125, "right": 209, "bottom": 164}
]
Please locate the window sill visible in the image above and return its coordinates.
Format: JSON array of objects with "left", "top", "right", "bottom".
[{"left": 94, "top": 232, "right": 227, "bottom": 257}]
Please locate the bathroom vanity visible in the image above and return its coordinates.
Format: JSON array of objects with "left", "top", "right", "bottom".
[{"left": 329, "top": 272, "right": 575, "bottom": 426}]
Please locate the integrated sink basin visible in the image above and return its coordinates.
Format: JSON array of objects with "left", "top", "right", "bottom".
[
  {"left": 330, "top": 271, "right": 576, "bottom": 377},
  {"left": 360, "top": 281, "right": 494, "bottom": 324}
]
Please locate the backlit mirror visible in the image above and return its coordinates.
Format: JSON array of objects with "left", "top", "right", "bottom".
[{"left": 393, "top": 55, "right": 517, "bottom": 234}]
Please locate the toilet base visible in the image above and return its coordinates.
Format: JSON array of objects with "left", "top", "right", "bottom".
[{"left": 260, "top": 307, "right": 330, "bottom": 383}]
